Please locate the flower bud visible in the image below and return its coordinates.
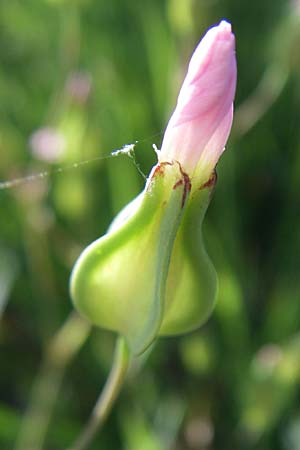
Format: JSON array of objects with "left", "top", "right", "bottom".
[
  {"left": 70, "top": 21, "right": 237, "bottom": 355},
  {"left": 159, "top": 20, "right": 236, "bottom": 182}
]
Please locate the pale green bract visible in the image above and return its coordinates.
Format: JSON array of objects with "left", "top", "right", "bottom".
[{"left": 70, "top": 160, "right": 217, "bottom": 355}]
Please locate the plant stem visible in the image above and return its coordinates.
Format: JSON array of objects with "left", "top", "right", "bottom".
[
  {"left": 14, "top": 312, "right": 90, "bottom": 450},
  {"left": 68, "top": 336, "right": 130, "bottom": 450}
]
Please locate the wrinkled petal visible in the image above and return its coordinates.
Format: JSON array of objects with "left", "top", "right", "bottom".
[{"left": 194, "top": 105, "right": 234, "bottom": 178}]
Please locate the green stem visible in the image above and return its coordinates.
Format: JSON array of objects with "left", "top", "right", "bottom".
[
  {"left": 68, "top": 336, "right": 130, "bottom": 450},
  {"left": 14, "top": 312, "right": 90, "bottom": 450}
]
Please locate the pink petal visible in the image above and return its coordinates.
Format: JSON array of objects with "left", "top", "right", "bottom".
[{"left": 159, "top": 20, "right": 237, "bottom": 178}]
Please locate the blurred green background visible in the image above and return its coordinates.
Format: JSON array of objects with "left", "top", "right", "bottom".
[{"left": 1, "top": 0, "right": 300, "bottom": 449}]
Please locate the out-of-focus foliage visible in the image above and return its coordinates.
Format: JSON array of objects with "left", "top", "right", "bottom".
[{"left": 1, "top": 1, "right": 300, "bottom": 449}]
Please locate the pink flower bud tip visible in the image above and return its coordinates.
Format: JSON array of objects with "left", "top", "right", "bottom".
[{"left": 159, "top": 20, "right": 237, "bottom": 181}]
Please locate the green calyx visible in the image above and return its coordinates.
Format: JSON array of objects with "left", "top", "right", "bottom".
[
  {"left": 160, "top": 173, "right": 218, "bottom": 335},
  {"left": 70, "top": 161, "right": 217, "bottom": 355}
]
